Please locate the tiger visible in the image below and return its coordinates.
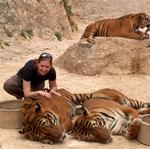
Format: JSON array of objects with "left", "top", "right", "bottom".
[
  {"left": 70, "top": 89, "right": 150, "bottom": 143},
  {"left": 48, "top": 88, "right": 150, "bottom": 114},
  {"left": 80, "top": 12, "right": 150, "bottom": 44},
  {"left": 67, "top": 87, "right": 150, "bottom": 114},
  {"left": 19, "top": 88, "right": 95, "bottom": 144},
  {"left": 20, "top": 88, "right": 150, "bottom": 144},
  {"left": 20, "top": 95, "right": 68, "bottom": 144},
  {"left": 92, "top": 88, "right": 150, "bottom": 114}
]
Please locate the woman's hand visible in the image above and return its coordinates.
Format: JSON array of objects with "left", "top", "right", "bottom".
[
  {"left": 50, "top": 89, "right": 61, "bottom": 96},
  {"left": 37, "top": 90, "right": 51, "bottom": 98},
  {"left": 49, "top": 80, "right": 60, "bottom": 96}
]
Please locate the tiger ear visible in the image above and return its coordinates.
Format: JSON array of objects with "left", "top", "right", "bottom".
[
  {"left": 35, "top": 102, "right": 41, "bottom": 112},
  {"left": 138, "top": 13, "right": 146, "bottom": 19},
  {"left": 82, "top": 107, "right": 90, "bottom": 116}
]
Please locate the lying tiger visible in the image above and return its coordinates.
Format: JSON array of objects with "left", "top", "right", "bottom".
[
  {"left": 19, "top": 88, "right": 94, "bottom": 144},
  {"left": 71, "top": 88, "right": 150, "bottom": 143},
  {"left": 20, "top": 88, "right": 150, "bottom": 144},
  {"left": 20, "top": 94, "right": 72, "bottom": 144},
  {"left": 81, "top": 12, "right": 150, "bottom": 44}
]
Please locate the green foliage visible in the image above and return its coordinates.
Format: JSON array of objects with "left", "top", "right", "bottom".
[
  {"left": 55, "top": 32, "right": 62, "bottom": 41},
  {"left": 0, "top": 40, "right": 10, "bottom": 49}
]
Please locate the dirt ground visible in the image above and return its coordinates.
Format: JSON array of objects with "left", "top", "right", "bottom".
[
  {"left": 0, "top": 31, "right": 150, "bottom": 149},
  {"left": 1, "top": 2, "right": 150, "bottom": 147}
]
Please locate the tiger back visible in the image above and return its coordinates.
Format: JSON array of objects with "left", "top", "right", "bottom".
[{"left": 92, "top": 88, "right": 150, "bottom": 114}]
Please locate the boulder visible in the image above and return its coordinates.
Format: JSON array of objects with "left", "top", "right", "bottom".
[{"left": 55, "top": 37, "right": 150, "bottom": 76}]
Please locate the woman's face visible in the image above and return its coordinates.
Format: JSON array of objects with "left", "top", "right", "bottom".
[{"left": 37, "top": 60, "right": 52, "bottom": 76}]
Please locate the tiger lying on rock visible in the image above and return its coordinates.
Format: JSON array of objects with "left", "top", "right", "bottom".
[
  {"left": 81, "top": 12, "right": 150, "bottom": 44},
  {"left": 71, "top": 88, "right": 150, "bottom": 143}
]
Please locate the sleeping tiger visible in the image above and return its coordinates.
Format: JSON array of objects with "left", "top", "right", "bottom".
[
  {"left": 20, "top": 94, "right": 71, "bottom": 144},
  {"left": 81, "top": 12, "right": 150, "bottom": 44},
  {"left": 71, "top": 89, "right": 150, "bottom": 143},
  {"left": 20, "top": 88, "right": 150, "bottom": 144},
  {"left": 19, "top": 88, "right": 94, "bottom": 144},
  {"left": 92, "top": 88, "right": 150, "bottom": 114}
]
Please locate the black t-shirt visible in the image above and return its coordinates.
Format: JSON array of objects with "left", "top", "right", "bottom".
[{"left": 17, "top": 60, "right": 56, "bottom": 85}]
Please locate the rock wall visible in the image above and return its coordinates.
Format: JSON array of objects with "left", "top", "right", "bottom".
[
  {"left": 0, "top": 0, "right": 72, "bottom": 40},
  {"left": 72, "top": 0, "right": 150, "bottom": 21}
]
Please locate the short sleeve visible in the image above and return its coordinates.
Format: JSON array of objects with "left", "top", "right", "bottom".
[
  {"left": 22, "top": 60, "right": 35, "bottom": 81},
  {"left": 48, "top": 67, "right": 56, "bottom": 81}
]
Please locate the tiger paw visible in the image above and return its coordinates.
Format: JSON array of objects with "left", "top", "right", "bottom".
[
  {"left": 78, "top": 39, "right": 93, "bottom": 48},
  {"left": 87, "top": 38, "right": 96, "bottom": 44},
  {"left": 138, "top": 33, "right": 149, "bottom": 40},
  {"left": 18, "top": 127, "right": 25, "bottom": 134},
  {"left": 144, "top": 33, "right": 149, "bottom": 39},
  {"left": 132, "top": 118, "right": 141, "bottom": 126},
  {"left": 41, "top": 139, "right": 55, "bottom": 144},
  {"left": 124, "top": 118, "right": 141, "bottom": 139}
]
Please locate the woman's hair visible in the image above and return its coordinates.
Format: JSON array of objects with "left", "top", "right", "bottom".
[{"left": 38, "top": 53, "right": 53, "bottom": 64}]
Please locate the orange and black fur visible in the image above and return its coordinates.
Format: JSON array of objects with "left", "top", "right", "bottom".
[
  {"left": 81, "top": 13, "right": 150, "bottom": 44},
  {"left": 71, "top": 88, "right": 150, "bottom": 143},
  {"left": 19, "top": 88, "right": 95, "bottom": 144},
  {"left": 20, "top": 88, "right": 150, "bottom": 144}
]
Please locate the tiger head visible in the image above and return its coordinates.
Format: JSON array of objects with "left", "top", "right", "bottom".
[
  {"left": 20, "top": 98, "right": 66, "bottom": 144},
  {"left": 72, "top": 107, "right": 112, "bottom": 143},
  {"left": 133, "top": 13, "right": 150, "bottom": 29}
]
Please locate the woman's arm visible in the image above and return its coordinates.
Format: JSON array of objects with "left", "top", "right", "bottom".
[
  {"left": 23, "top": 80, "right": 51, "bottom": 98},
  {"left": 49, "top": 80, "right": 60, "bottom": 96},
  {"left": 49, "top": 79, "right": 57, "bottom": 91}
]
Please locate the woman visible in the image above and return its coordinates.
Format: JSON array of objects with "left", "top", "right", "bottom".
[{"left": 3, "top": 52, "right": 59, "bottom": 99}]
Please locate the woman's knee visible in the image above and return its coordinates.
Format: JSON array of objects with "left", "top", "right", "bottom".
[
  {"left": 3, "top": 77, "right": 23, "bottom": 99},
  {"left": 3, "top": 75, "right": 21, "bottom": 93},
  {"left": 3, "top": 80, "right": 11, "bottom": 92}
]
